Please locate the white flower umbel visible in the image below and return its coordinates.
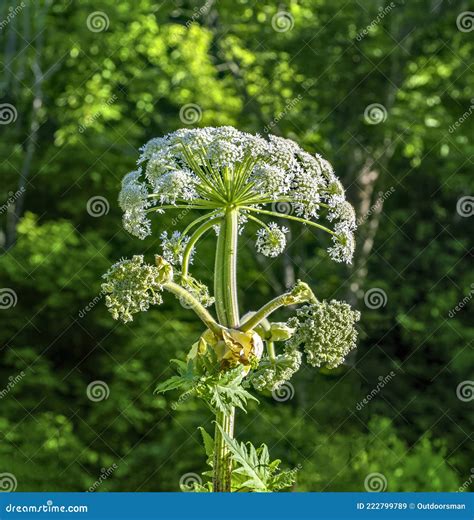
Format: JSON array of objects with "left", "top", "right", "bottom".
[
  {"left": 160, "top": 230, "right": 191, "bottom": 266},
  {"left": 255, "top": 223, "right": 288, "bottom": 257},
  {"left": 118, "top": 127, "right": 356, "bottom": 264}
]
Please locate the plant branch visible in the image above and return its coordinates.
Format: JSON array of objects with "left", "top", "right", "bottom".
[
  {"left": 163, "top": 281, "right": 221, "bottom": 335},
  {"left": 240, "top": 280, "right": 315, "bottom": 332},
  {"left": 240, "top": 206, "right": 335, "bottom": 235},
  {"left": 181, "top": 216, "right": 222, "bottom": 278}
]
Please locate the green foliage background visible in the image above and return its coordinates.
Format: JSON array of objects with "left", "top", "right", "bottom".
[{"left": 0, "top": 0, "right": 472, "bottom": 492}]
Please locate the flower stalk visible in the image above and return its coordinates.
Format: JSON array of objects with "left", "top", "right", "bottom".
[
  {"left": 213, "top": 207, "right": 240, "bottom": 492},
  {"left": 240, "top": 281, "right": 316, "bottom": 332},
  {"left": 163, "top": 281, "right": 221, "bottom": 335}
]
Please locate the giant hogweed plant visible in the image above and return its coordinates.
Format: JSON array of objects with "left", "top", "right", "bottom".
[{"left": 102, "top": 127, "right": 360, "bottom": 492}]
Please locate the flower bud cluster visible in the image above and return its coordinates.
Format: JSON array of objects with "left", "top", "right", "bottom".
[
  {"left": 101, "top": 255, "right": 172, "bottom": 323},
  {"left": 286, "top": 300, "right": 360, "bottom": 368},
  {"left": 250, "top": 344, "right": 302, "bottom": 392}
]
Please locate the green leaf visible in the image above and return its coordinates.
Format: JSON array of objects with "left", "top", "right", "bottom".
[
  {"left": 216, "top": 425, "right": 267, "bottom": 491},
  {"left": 268, "top": 468, "right": 298, "bottom": 491},
  {"left": 154, "top": 375, "right": 189, "bottom": 394},
  {"left": 205, "top": 368, "right": 259, "bottom": 415},
  {"left": 216, "top": 425, "right": 298, "bottom": 492},
  {"left": 198, "top": 426, "right": 214, "bottom": 466}
]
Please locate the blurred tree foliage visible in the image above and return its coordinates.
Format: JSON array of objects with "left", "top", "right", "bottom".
[{"left": 0, "top": 0, "right": 472, "bottom": 491}]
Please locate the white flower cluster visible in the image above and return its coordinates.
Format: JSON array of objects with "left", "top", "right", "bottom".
[
  {"left": 118, "top": 170, "right": 152, "bottom": 240},
  {"left": 255, "top": 223, "right": 288, "bottom": 257},
  {"left": 119, "top": 127, "right": 356, "bottom": 263},
  {"left": 160, "top": 231, "right": 192, "bottom": 265},
  {"left": 286, "top": 300, "right": 361, "bottom": 369},
  {"left": 101, "top": 255, "right": 173, "bottom": 323}
]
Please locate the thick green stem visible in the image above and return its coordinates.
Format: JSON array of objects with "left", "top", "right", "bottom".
[
  {"left": 163, "top": 281, "right": 221, "bottom": 335},
  {"left": 213, "top": 207, "right": 240, "bottom": 492},
  {"left": 240, "top": 281, "right": 315, "bottom": 332},
  {"left": 222, "top": 208, "right": 240, "bottom": 328}
]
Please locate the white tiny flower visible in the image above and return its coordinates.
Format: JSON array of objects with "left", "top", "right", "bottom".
[
  {"left": 328, "top": 200, "right": 357, "bottom": 230},
  {"left": 256, "top": 223, "right": 289, "bottom": 257},
  {"left": 328, "top": 222, "right": 355, "bottom": 263},
  {"left": 138, "top": 137, "right": 170, "bottom": 164},
  {"left": 251, "top": 163, "right": 291, "bottom": 197},
  {"left": 161, "top": 231, "right": 192, "bottom": 265},
  {"left": 325, "top": 175, "right": 346, "bottom": 207},
  {"left": 154, "top": 170, "right": 198, "bottom": 204},
  {"left": 118, "top": 169, "right": 152, "bottom": 240},
  {"left": 119, "top": 127, "right": 356, "bottom": 264}
]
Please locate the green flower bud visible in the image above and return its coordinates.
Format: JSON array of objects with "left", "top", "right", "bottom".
[
  {"left": 250, "top": 344, "right": 302, "bottom": 392},
  {"left": 101, "top": 255, "right": 173, "bottom": 323},
  {"left": 286, "top": 300, "right": 360, "bottom": 369},
  {"left": 283, "top": 280, "right": 316, "bottom": 305},
  {"left": 269, "top": 322, "right": 295, "bottom": 342}
]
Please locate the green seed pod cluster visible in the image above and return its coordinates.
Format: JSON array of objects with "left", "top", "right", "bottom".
[{"left": 180, "top": 275, "right": 215, "bottom": 308}]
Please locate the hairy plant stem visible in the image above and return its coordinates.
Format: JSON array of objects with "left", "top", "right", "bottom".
[
  {"left": 163, "top": 281, "right": 220, "bottom": 335},
  {"left": 213, "top": 207, "right": 239, "bottom": 492},
  {"left": 240, "top": 282, "right": 315, "bottom": 332}
]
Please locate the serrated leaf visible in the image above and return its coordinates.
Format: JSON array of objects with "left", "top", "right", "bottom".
[
  {"left": 198, "top": 426, "right": 214, "bottom": 466},
  {"left": 154, "top": 375, "right": 189, "bottom": 394},
  {"left": 217, "top": 425, "right": 267, "bottom": 491},
  {"left": 268, "top": 468, "right": 298, "bottom": 491},
  {"left": 207, "top": 369, "right": 259, "bottom": 415}
]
